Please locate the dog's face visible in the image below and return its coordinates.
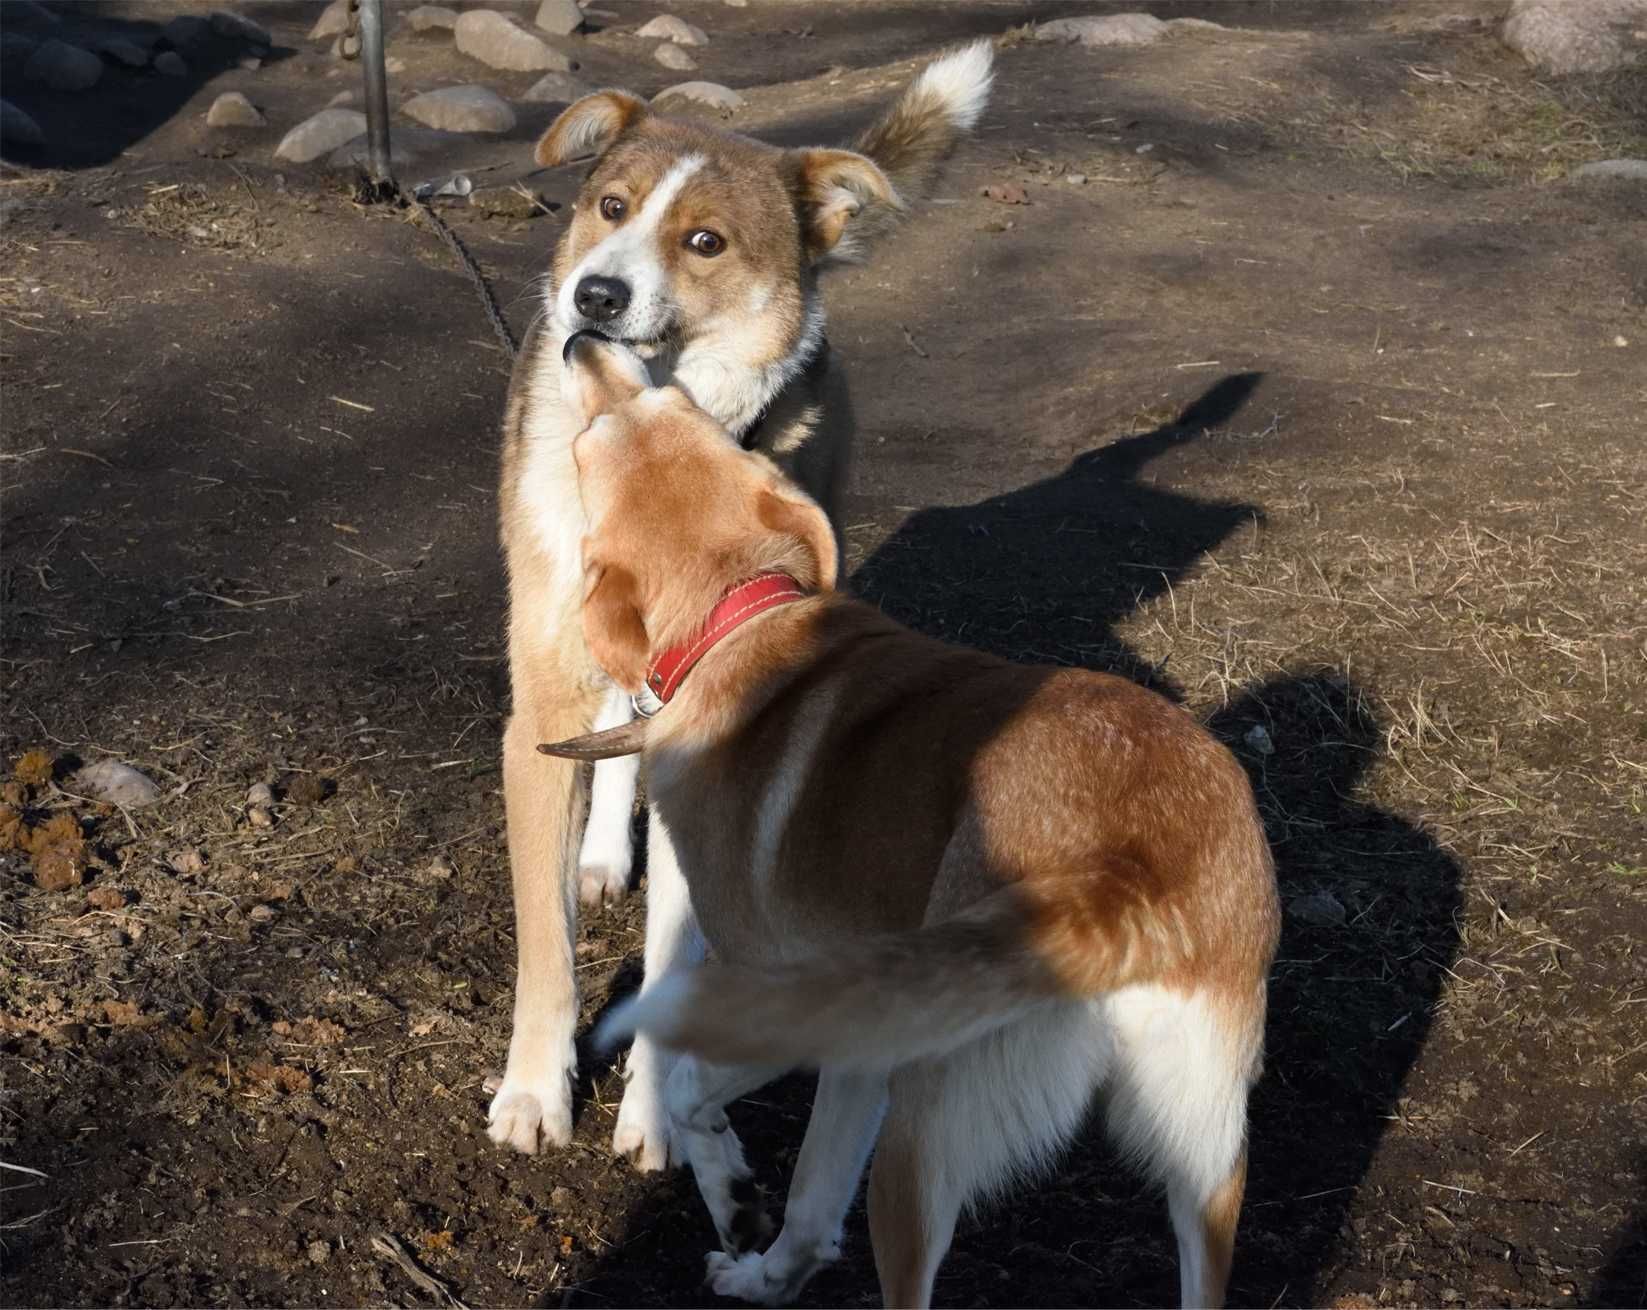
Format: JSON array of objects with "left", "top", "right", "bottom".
[
  {"left": 536, "top": 93, "right": 898, "bottom": 368},
  {"left": 560, "top": 333, "right": 837, "bottom": 690}
]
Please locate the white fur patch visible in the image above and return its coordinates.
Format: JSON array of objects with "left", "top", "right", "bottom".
[
  {"left": 914, "top": 40, "right": 995, "bottom": 133},
  {"left": 674, "top": 294, "right": 826, "bottom": 437}
]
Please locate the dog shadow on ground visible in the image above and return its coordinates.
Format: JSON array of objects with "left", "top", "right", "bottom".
[{"left": 569, "top": 375, "right": 1464, "bottom": 1309}]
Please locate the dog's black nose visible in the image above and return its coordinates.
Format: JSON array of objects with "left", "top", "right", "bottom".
[{"left": 574, "top": 275, "right": 631, "bottom": 324}]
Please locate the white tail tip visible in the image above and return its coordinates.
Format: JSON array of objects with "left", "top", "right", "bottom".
[{"left": 914, "top": 39, "right": 996, "bottom": 134}]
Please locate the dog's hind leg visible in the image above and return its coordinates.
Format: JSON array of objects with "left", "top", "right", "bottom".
[
  {"left": 612, "top": 810, "right": 705, "bottom": 1169},
  {"left": 706, "top": 1068, "right": 888, "bottom": 1305},
  {"left": 577, "top": 687, "right": 640, "bottom": 908},
  {"left": 664, "top": 1055, "right": 783, "bottom": 1256},
  {"left": 1104, "top": 986, "right": 1262, "bottom": 1309}
]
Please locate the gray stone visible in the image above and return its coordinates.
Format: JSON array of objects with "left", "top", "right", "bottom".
[
  {"left": 162, "top": 14, "right": 212, "bottom": 52},
  {"left": 210, "top": 10, "right": 273, "bottom": 45},
  {"left": 24, "top": 38, "right": 102, "bottom": 91},
  {"left": 325, "top": 123, "right": 464, "bottom": 170},
  {"left": 407, "top": 4, "right": 459, "bottom": 32},
  {"left": 454, "top": 9, "right": 570, "bottom": 71},
  {"left": 1572, "top": 158, "right": 1647, "bottom": 181},
  {"left": 153, "top": 50, "right": 188, "bottom": 77},
  {"left": 653, "top": 42, "right": 696, "bottom": 71},
  {"left": 97, "top": 36, "right": 150, "bottom": 68},
  {"left": 238, "top": 54, "right": 263, "bottom": 70},
  {"left": 328, "top": 88, "right": 356, "bottom": 107},
  {"left": 310, "top": 0, "right": 351, "bottom": 40},
  {"left": 206, "top": 90, "right": 265, "bottom": 127},
  {"left": 653, "top": 80, "right": 743, "bottom": 112},
  {"left": 76, "top": 760, "right": 163, "bottom": 808},
  {"left": 402, "top": 84, "right": 516, "bottom": 133},
  {"left": 522, "top": 70, "right": 590, "bottom": 103},
  {"left": 1502, "top": 0, "right": 1647, "bottom": 74},
  {"left": 1036, "top": 14, "right": 1168, "bottom": 46},
  {"left": 637, "top": 13, "right": 708, "bottom": 45},
  {"left": 0, "top": 98, "right": 44, "bottom": 147},
  {"left": 535, "top": 0, "right": 583, "bottom": 37},
  {"left": 275, "top": 106, "right": 367, "bottom": 162}
]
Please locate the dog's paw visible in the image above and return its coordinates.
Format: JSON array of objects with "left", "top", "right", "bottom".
[
  {"left": 578, "top": 861, "right": 630, "bottom": 909},
  {"left": 704, "top": 1251, "right": 796, "bottom": 1307},
  {"left": 611, "top": 1078, "right": 674, "bottom": 1171},
  {"left": 486, "top": 1074, "right": 573, "bottom": 1155}
]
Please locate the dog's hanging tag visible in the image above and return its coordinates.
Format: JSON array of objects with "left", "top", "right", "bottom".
[{"left": 537, "top": 720, "right": 647, "bottom": 761}]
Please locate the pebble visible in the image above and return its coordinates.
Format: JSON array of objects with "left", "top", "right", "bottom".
[
  {"left": 427, "top": 854, "right": 457, "bottom": 880},
  {"left": 310, "top": 0, "right": 351, "bottom": 40},
  {"left": 167, "top": 846, "right": 207, "bottom": 877},
  {"left": 275, "top": 107, "right": 367, "bottom": 162},
  {"left": 522, "top": 70, "right": 590, "bottom": 102},
  {"left": 402, "top": 84, "right": 516, "bottom": 132},
  {"left": 637, "top": 14, "right": 709, "bottom": 46},
  {"left": 328, "top": 89, "right": 356, "bottom": 107},
  {"left": 24, "top": 39, "right": 103, "bottom": 91},
  {"left": 97, "top": 37, "right": 150, "bottom": 68},
  {"left": 653, "top": 42, "right": 697, "bottom": 71},
  {"left": 454, "top": 9, "right": 571, "bottom": 72},
  {"left": 210, "top": 10, "right": 274, "bottom": 46},
  {"left": 407, "top": 5, "right": 460, "bottom": 32},
  {"left": 1065, "top": 172, "right": 1087, "bottom": 185},
  {"left": 248, "top": 903, "right": 278, "bottom": 924},
  {"left": 237, "top": 54, "right": 262, "bottom": 70},
  {"left": 206, "top": 91, "right": 265, "bottom": 128},
  {"left": 76, "top": 760, "right": 163, "bottom": 807},
  {"left": 1572, "top": 158, "right": 1647, "bottom": 182},
  {"left": 535, "top": 0, "right": 584, "bottom": 37},
  {"left": 247, "top": 805, "right": 275, "bottom": 829},
  {"left": 153, "top": 50, "right": 188, "bottom": 77},
  {"left": 0, "top": 99, "right": 44, "bottom": 147},
  {"left": 653, "top": 80, "right": 744, "bottom": 112},
  {"left": 247, "top": 782, "right": 277, "bottom": 807}
]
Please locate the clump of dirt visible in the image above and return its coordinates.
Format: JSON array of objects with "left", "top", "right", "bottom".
[{"left": 283, "top": 773, "right": 336, "bottom": 806}]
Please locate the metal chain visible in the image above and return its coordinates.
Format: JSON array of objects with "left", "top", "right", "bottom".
[{"left": 410, "top": 194, "right": 519, "bottom": 359}]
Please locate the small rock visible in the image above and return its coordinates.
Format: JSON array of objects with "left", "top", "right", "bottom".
[
  {"left": 166, "top": 846, "right": 207, "bottom": 877},
  {"left": 206, "top": 91, "right": 264, "bottom": 128},
  {"left": 402, "top": 84, "right": 516, "bottom": 133},
  {"left": 0, "top": 98, "right": 44, "bottom": 147},
  {"left": 637, "top": 14, "right": 708, "bottom": 45},
  {"left": 246, "top": 782, "right": 276, "bottom": 807},
  {"left": 724, "top": 0, "right": 748, "bottom": 6},
  {"left": 522, "top": 70, "right": 590, "bottom": 103},
  {"left": 96, "top": 36, "right": 150, "bottom": 68},
  {"left": 1288, "top": 890, "right": 1347, "bottom": 928},
  {"left": 1243, "top": 724, "right": 1275, "bottom": 756},
  {"left": 328, "top": 88, "right": 356, "bottom": 107},
  {"left": 307, "top": 1240, "right": 330, "bottom": 1265},
  {"left": 1065, "top": 172, "right": 1087, "bottom": 185},
  {"left": 982, "top": 182, "right": 1028, "bottom": 205},
  {"left": 407, "top": 5, "right": 460, "bottom": 32},
  {"left": 275, "top": 107, "right": 367, "bottom": 162},
  {"left": 24, "top": 38, "right": 102, "bottom": 91},
  {"left": 653, "top": 42, "right": 696, "bottom": 71},
  {"left": 654, "top": 80, "right": 743, "bottom": 112},
  {"left": 161, "top": 14, "right": 212, "bottom": 52},
  {"left": 1614, "top": 334, "right": 1631, "bottom": 347},
  {"left": 210, "top": 10, "right": 273, "bottom": 46},
  {"left": 1501, "top": 0, "right": 1647, "bottom": 75},
  {"left": 248, "top": 903, "right": 278, "bottom": 924},
  {"left": 1037, "top": 13, "right": 1168, "bottom": 46},
  {"left": 385, "top": 54, "right": 406, "bottom": 74},
  {"left": 535, "top": 0, "right": 583, "bottom": 37},
  {"left": 427, "top": 854, "right": 457, "bottom": 880},
  {"left": 76, "top": 760, "right": 163, "bottom": 807},
  {"left": 454, "top": 9, "right": 571, "bottom": 72},
  {"left": 237, "top": 54, "right": 262, "bottom": 70},
  {"left": 247, "top": 805, "right": 275, "bottom": 829},
  {"left": 1572, "top": 158, "right": 1647, "bottom": 182},
  {"left": 309, "top": 0, "right": 351, "bottom": 40},
  {"left": 153, "top": 50, "right": 188, "bottom": 77},
  {"left": 331, "top": 32, "right": 361, "bottom": 59}
]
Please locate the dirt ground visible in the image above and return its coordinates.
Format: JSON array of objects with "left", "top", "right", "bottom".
[{"left": 3, "top": 1, "right": 1646, "bottom": 1306}]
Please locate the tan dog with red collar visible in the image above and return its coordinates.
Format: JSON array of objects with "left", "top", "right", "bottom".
[{"left": 545, "top": 335, "right": 1281, "bottom": 1309}]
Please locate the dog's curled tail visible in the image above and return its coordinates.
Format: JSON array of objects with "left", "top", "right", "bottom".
[
  {"left": 599, "top": 877, "right": 1182, "bottom": 1072},
  {"left": 856, "top": 40, "right": 996, "bottom": 204}
]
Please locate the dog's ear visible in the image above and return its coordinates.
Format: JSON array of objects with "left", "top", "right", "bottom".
[
  {"left": 563, "top": 332, "right": 649, "bottom": 425},
  {"left": 535, "top": 91, "right": 648, "bottom": 168},
  {"left": 788, "top": 148, "right": 903, "bottom": 262},
  {"left": 756, "top": 481, "right": 839, "bottom": 591},
  {"left": 582, "top": 561, "right": 650, "bottom": 689}
]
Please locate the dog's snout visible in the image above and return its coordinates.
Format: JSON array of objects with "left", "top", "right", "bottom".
[{"left": 574, "top": 275, "right": 631, "bottom": 324}]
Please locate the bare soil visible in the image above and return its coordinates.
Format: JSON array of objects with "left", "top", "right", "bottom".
[{"left": 3, "top": 2, "right": 1645, "bottom": 1307}]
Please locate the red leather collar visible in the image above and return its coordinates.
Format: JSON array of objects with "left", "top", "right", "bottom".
[{"left": 638, "top": 573, "right": 808, "bottom": 712}]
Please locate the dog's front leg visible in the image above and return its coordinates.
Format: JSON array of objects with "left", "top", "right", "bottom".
[
  {"left": 706, "top": 1068, "right": 889, "bottom": 1306},
  {"left": 487, "top": 690, "right": 597, "bottom": 1155},
  {"left": 576, "top": 687, "right": 640, "bottom": 908},
  {"left": 611, "top": 808, "right": 704, "bottom": 1169}
]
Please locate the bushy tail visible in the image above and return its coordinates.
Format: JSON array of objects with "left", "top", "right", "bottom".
[
  {"left": 599, "top": 877, "right": 1180, "bottom": 1072},
  {"left": 855, "top": 39, "right": 996, "bottom": 203}
]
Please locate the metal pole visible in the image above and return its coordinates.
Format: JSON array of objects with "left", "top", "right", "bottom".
[{"left": 358, "top": 0, "right": 393, "bottom": 188}]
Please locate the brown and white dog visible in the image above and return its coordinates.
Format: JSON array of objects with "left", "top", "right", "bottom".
[
  {"left": 488, "top": 44, "right": 996, "bottom": 1170},
  {"left": 546, "top": 337, "right": 1282, "bottom": 1308}
]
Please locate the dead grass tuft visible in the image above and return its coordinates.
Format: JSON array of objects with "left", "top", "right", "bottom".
[{"left": 115, "top": 183, "right": 262, "bottom": 252}]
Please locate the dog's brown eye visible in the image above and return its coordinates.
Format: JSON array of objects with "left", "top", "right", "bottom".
[
  {"left": 599, "top": 195, "right": 627, "bottom": 222},
  {"left": 686, "top": 229, "right": 725, "bottom": 257}
]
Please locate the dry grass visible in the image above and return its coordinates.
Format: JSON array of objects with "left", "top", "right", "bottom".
[{"left": 115, "top": 182, "right": 262, "bottom": 253}]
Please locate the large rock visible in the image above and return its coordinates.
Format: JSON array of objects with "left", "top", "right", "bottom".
[
  {"left": 653, "top": 42, "right": 696, "bottom": 71},
  {"left": 1, "top": 98, "right": 44, "bottom": 146},
  {"left": 206, "top": 90, "right": 265, "bottom": 127},
  {"left": 535, "top": 0, "right": 583, "bottom": 37},
  {"left": 310, "top": 0, "right": 351, "bottom": 40},
  {"left": 210, "top": 10, "right": 273, "bottom": 45},
  {"left": 637, "top": 13, "right": 708, "bottom": 45},
  {"left": 454, "top": 9, "right": 570, "bottom": 71},
  {"left": 1501, "top": 0, "right": 1647, "bottom": 74},
  {"left": 522, "top": 70, "right": 590, "bottom": 103},
  {"left": 24, "top": 38, "right": 102, "bottom": 90},
  {"left": 326, "top": 123, "right": 464, "bottom": 170},
  {"left": 654, "top": 80, "right": 744, "bottom": 112},
  {"left": 4, "top": 0, "right": 59, "bottom": 27},
  {"left": 1036, "top": 14, "right": 1167, "bottom": 46},
  {"left": 275, "top": 107, "right": 367, "bottom": 162},
  {"left": 402, "top": 84, "right": 516, "bottom": 132},
  {"left": 162, "top": 14, "right": 213, "bottom": 52},
  {"left": 407, "top": 5, "right": 459, "bottom": 32},
  {"left": 96, "top": 36, "right": 150, "bottom": 68},
  {"left": 153, "top": 50, "right": 188, "bottom": 77}
]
